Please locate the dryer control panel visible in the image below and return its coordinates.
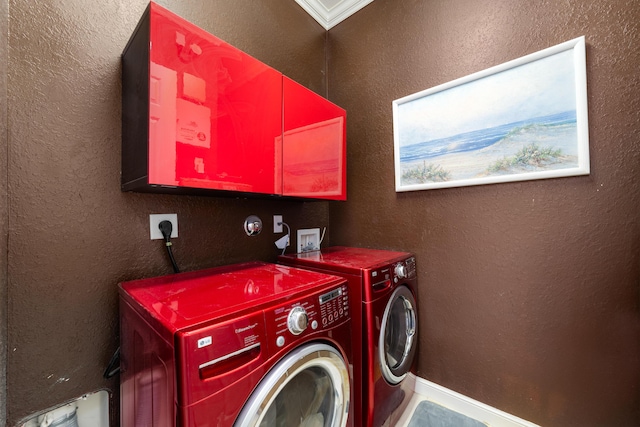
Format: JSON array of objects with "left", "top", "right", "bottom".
[
  {"left": 367, "top": 256, "right": 417, "bottom": 298},
  {"left": 394, "top": 256, "right": 416, "bottom": 281},
  {"left": 370, "top": 257, "right": 417, "bottom": 283},
  {"left": 268, "top": 282, "right": 350, "bottom": 348}
]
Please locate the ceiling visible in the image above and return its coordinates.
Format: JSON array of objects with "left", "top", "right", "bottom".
[{"left": 294, "top": 0, "right": 374, "bottom": 30}]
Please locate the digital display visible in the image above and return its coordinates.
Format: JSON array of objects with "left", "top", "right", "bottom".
[{"left": 319, "top": 288, "right": 342, "bottom": 305}]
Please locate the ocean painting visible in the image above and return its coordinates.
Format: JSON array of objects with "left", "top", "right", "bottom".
[{"left": 393, "top": 37, "right": 589, "bottom": 191}]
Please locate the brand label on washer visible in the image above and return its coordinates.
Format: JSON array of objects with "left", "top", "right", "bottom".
[{"left": 197, "top": 336, "right": 212, "bottom": 348}]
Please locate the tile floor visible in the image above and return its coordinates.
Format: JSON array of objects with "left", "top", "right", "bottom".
[{"left": 394, "top": 376, "right": 540, "bottom": 427}]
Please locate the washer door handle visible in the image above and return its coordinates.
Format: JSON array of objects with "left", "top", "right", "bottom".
[{"left": 404, "top": 299, "right": 416, "bottom": 337}]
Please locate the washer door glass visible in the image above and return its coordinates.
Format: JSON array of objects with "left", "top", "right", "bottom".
[
  {"left": 379, "top": 285, "right": 418, "bottom": 385},
  {"left": 235, "top": 343, "right": 350, "bottom": 427}
]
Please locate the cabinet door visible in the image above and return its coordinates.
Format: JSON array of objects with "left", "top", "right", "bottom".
[
  {"left": 148, "top": 3, "right": 283, "bottom": 195},
  {"left": 282, "top": 77, "right": 346, "bottom": 200}
]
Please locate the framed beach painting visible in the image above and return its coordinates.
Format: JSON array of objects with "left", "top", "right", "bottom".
[{"left": 393, "top": 36, "right": 589, "bottom": 192}]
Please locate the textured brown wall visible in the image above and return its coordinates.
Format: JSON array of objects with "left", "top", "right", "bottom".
[
  {"left": 6, "top": 1, "right": 640, "bottom": 426},
  {"left": 328, "top": 0, "right": 640, "bottom": 426},
  {"left": 1, "top": 0, "right": 8, "bottom": 425},
  {"left": 6, "top": 1, "right": 327, "bottom": 425}
]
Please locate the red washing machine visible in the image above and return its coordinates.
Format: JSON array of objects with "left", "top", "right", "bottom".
[
  {"left": 279, "top": 247, "right": 418, "bottom": 427},
  {"left": 119, "top": 261, "right": 354, "bottom": 427}
]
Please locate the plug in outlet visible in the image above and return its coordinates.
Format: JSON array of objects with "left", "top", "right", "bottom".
[
  {"left": 273, "top": 215, "right": 283, "bottom": 233},
  {"left": 150, "top": 214, "right": 178, "bottom": 240},
  {"left": 275, "top": 234, "right": 289, "bottom": 250}
]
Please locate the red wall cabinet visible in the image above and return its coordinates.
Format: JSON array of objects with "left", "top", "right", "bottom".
[
  {"left": 282, "top": 77, "right": 346, "bottom": 200},
  {"left": 122, "top": 2, "right": 346, "bottom": 200}
]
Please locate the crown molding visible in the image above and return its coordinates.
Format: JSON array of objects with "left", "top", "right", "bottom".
[{"left": 294, "top": 0, "right": 374, "bottom": 30}]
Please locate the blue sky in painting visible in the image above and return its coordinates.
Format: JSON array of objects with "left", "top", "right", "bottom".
[{"left": 396, "top": 49, "right": 576, "bottom": 147}]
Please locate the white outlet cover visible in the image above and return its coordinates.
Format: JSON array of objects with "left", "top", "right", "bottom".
[
  {"left": 274, "top": 215, "right": 283, "bottom": 233},
  {"left": 150, "top": 214, "right": 178, "bottom": 240},
  {"left": 297, "top": 228, "right": 320, "bottom": 253}
]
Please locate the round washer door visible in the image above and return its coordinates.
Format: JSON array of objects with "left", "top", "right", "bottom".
[
  {"left": 379, "top": 285, "right": 418, "bottom": 385},
  {"left": 235, "top": 342, "right": 350, "bottom": 427}
]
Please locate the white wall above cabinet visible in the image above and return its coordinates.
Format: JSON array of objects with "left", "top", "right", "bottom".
[{"left": 294, "top": 0, "right": 375, "bottom": 29}]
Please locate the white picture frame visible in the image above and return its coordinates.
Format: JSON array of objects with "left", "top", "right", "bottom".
[{"left": 393, "top": 36, "right": 589, "bottom": 192}]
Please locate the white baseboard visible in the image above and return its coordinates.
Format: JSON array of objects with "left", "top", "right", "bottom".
[{"left": 399, "top": 374, "right": 540, "bottom": 427}]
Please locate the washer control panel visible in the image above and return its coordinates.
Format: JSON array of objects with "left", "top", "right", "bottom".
[
  {"left": 269, "top": 282, "right": 349, "bottom": 348},
  {"left": 318, "top": 285, "right": 349, "bottom": 327},
  {"left": 287, "top": 306, "right": 308, "bottom": 335}
]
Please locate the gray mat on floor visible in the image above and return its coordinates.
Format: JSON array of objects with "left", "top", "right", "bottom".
[{"left": 407, "top": 400, "right": 487, "bottom": 427}]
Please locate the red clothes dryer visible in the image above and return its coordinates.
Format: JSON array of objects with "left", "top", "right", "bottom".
[
  {"left": 279, "top": 247, "right": 418, "bottom": 427},
  {"left": 119, "top": 261, "right": 354, "bottom": 427}
]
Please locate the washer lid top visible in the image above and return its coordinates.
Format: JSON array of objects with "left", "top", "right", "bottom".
[
  {"left": 119, "top": 262, "right": 344, "bottom": 331},
  {"left": 280, "top": 246, "right": 412, "bottom": 273}
]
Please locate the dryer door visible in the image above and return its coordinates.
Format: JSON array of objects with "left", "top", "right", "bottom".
[
  {"left": 379, "top": 285, "right": 418, "bottom": 384},
  {"left": 235, "top": 343, "right": 350, "bottom": 427}
]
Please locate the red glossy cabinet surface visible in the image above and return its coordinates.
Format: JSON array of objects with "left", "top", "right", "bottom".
[
  {"left": 282, "top": 77, "right": 346, "bottom": 200},
  {"left": 122, "top": 2, "right": 346, "bottom": 200},
  {"left": 122, "top": 2, "right": 282, "bottom": 195}
]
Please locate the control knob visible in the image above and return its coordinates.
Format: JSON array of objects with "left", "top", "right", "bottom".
[
  {"left": 287, "top": 306, "right": 308, "bottom": 335},
  {"left": 394, "top": 263, "right": 407, "bottom": 279}
]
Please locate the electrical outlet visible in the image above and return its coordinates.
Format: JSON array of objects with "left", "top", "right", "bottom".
[
  {"left": 274, "top": 215, "right": 283, "bottom": 233},
  {"left": 150, "top": 214, "right": 178, "bottom": 240}
]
